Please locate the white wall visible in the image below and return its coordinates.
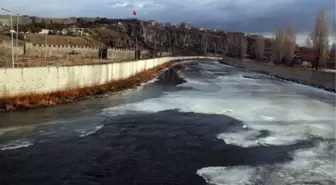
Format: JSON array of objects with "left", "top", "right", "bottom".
[{"left": 0, "top": 56, "right": 220, "bottom": 97}]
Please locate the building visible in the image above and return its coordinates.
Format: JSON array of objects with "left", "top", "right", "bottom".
[
  {"left": 38, "top": 29, "right": 50, "bottom": 35},
  {"left": 294, "top": 47, "right": 315, "bottom": 61},
  {"left": 17, "top": 15, "right": 32, "bottom": 25},
  {"left": 147, "top": 20, "right": 156, "bottom": 25},
  {"left": 0, "top": 15, "right": 10, "bottom": 27},
  {"left": 264, "top": 48, "right": 273, "bottom": 61}
]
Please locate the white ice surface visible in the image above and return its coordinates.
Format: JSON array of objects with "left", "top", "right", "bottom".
[
  {"left": 101, "top": 62, "right": 336, "bottom": 184},
  {"left": 196, "top": 166, "right": 257, "bottom": 185}
]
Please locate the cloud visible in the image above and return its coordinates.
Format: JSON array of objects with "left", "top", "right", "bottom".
[{"left": 0, "top": 0, "right": 334, "bottom": 32}]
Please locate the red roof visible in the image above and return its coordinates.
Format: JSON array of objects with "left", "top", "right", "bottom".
[{"left": 262, "top": 47, "right": 335, "bottom": 61}]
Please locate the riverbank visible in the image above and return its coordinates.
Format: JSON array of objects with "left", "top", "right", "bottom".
[
  {"left": 221, "top": 57, "right": 336, "bottom": 93},
  {"left": 0, "top": 61, "right": 183, "bottom": 112}
]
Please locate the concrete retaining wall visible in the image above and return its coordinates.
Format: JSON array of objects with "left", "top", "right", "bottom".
[
  {"left": 222, "top": 58, "right": 336, "bottom": 92},
  {"left": 0, "top": 56, "right": 219, "bottom": 97}
]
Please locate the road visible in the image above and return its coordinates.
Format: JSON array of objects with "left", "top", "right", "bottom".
[{"left": 0, "top": 60, "right": 335, "bottom": 185}]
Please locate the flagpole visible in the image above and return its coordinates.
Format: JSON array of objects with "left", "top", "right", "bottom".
[{"left": 132, "top": 10, "right": 137, "bottom": 60}]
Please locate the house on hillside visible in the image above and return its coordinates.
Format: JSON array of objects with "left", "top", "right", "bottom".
[
  {"left": 38, "top": 29, "right": 49, "bottom": 35},
  {"left": 294, "top": 47, "right": 335, "bottom": 68},
  {"left": 17, "top": 15, "right": 32, "bottom": 25},
  {"left": 147, "top": 20, "right": 156, "bottom": 25},
  {"left": 0, "top": 17, "right": 10, "bottom": 28},
  {"left": 264, "top": 48, "right": 273, "bottom": 61},
  {"left": 327, "top": 51, "right": 335, "bottom": 69},
  {"left": 294, "top": 47, "right": 315, "bottom": 62},
  {"left": 329, "top": 51, "right": 335, "bottom": 60},
  {"left": 69, "top": 26, "right": 85, "bottom": 36}
]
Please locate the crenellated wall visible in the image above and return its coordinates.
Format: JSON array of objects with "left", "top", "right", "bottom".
[
  {"left": 0, "top": 43, "right": 24, "bottom": 56},
  {"left": 25, "top": 43, "right": 136, "bottom": 60},
  {"left": 0, "top": 42, "right": 171, "bottom": 61},
  {"left": 25, "top": 43, "right": 99, "bottom": 58}
]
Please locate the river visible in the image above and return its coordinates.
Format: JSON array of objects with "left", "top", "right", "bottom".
[{"left": 0, "top": 60, "right": 335, "bottom": 185}]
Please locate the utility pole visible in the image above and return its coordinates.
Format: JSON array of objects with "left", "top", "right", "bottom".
[
  {"left": 16, "top": 14, "right": 20, "bottom": 61},
  {"left": 132, "top": 11, "right": 138, "bottom": 60},
  {"left": 67, "top": 36, "right": 69, "bottom": 62},
  {"left": 171, "top": 30, "right": 175, "bottom": 57},
  {"left": 136, "top": 32, "right": 138, "bottom": 59},
  {"left": 1, "top": 8, "right": 14, "bottom": 67},
  {"left": 101, "top": 44, "right": 103, "bottom": 60},
  {"left": 133, "top": 24, "right": 137, "bottom": 60},
  {"left": 154, "top": 31, "right": 157, "bottom": 58},
  {"left": 44, "top": 18, "right": 48, "bottom": 61}
]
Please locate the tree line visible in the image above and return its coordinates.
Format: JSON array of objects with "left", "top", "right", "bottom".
[{"left": 245, "top": 8, "right": 333, "bottom": 70}]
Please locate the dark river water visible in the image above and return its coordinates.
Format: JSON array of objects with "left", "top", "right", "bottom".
[{"left": 0, "top": 60, "right": 335, "bottom": 185}]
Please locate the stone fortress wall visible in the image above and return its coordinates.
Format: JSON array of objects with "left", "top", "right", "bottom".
[{"left": 0, "top": 42, "right": 172, "bottom": 61}]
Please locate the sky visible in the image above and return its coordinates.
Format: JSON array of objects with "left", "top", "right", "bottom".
[{"left": 0, "top": 0, "right": 335, "bottom": 34}]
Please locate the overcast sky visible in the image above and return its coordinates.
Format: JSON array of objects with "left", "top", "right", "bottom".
[{"left": 0, "top": 0, "right": 335, "bottom": 33}]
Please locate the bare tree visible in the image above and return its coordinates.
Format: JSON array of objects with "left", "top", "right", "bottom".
[
  {"left": 239, "top": 35, "right": 247, "bottom": 59},
  {"left": 305, "top": 36, "right": 312, "bottom": 48},
  {"left": 333, "top": 19, "right": 336, "bottom": 38},
  {"left": 331, "top": 19, "right": 336, "bottom": 52},
  {"left": 227, "top": 33, "right": 242, "bottom": 57},
  {"left": 202, "top": 33, "right": 209, "bottom": 55},
  {"left": 273, "top": 27, "right": 286, "bottom": 64},
  {"left": 311, "top": 8, "right": 329, "bottom": 70},
  {"left": 255, "top": 36, "right": 265, "bottom": 62},
  {"left": 283, "top": 24, "right": 296, "bottom": 66}
]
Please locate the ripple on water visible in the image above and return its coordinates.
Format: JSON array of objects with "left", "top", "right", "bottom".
[
  {"left": 0, "top": 139, "right": 35, "bottom": 151},
  {"left": 76, "top": 125, "right": 104, "bottom": 137}
]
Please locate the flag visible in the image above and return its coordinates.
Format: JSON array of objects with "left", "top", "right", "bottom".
[{"left": 132, "top": 10, "right": 136, "bottom": 16}]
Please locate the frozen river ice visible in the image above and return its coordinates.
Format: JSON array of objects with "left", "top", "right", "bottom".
[{"left": 0, "top": 60, "right": 335, "bottom": 185}]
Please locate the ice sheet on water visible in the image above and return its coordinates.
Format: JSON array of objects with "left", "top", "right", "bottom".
[
  {"left": 102, "top": 62, "right": 335, "bottom": 138},
  {"left": 217, "top": 130, "right": 261, "bottom": 147},
  {"left": 196, "top": 166, "right": 258, "bottom": 185},
  {"left": 280, "top": 141, "right": 336, "bottom": 184},
  {"left": 197, "top": 142, "right": 335, "bottom": 185},
  {"left": 101, "top": 61, "right": 335, "bottom": 184}
]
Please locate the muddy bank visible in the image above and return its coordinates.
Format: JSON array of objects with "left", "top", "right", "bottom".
[{"left": 0, "top": 61, "right": 186, "bottom": 112}]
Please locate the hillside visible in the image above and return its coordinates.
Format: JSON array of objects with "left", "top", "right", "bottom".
[
  {"left": 26, "top": 34, "right": 101, "bottom": 47},
  {"left": 0, "top": 15, "right": 296, "bottom": 59}
]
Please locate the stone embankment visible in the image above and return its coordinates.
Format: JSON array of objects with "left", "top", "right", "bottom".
[{"left": 221, "top": 58, "right": 336, "bottom": 92}]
